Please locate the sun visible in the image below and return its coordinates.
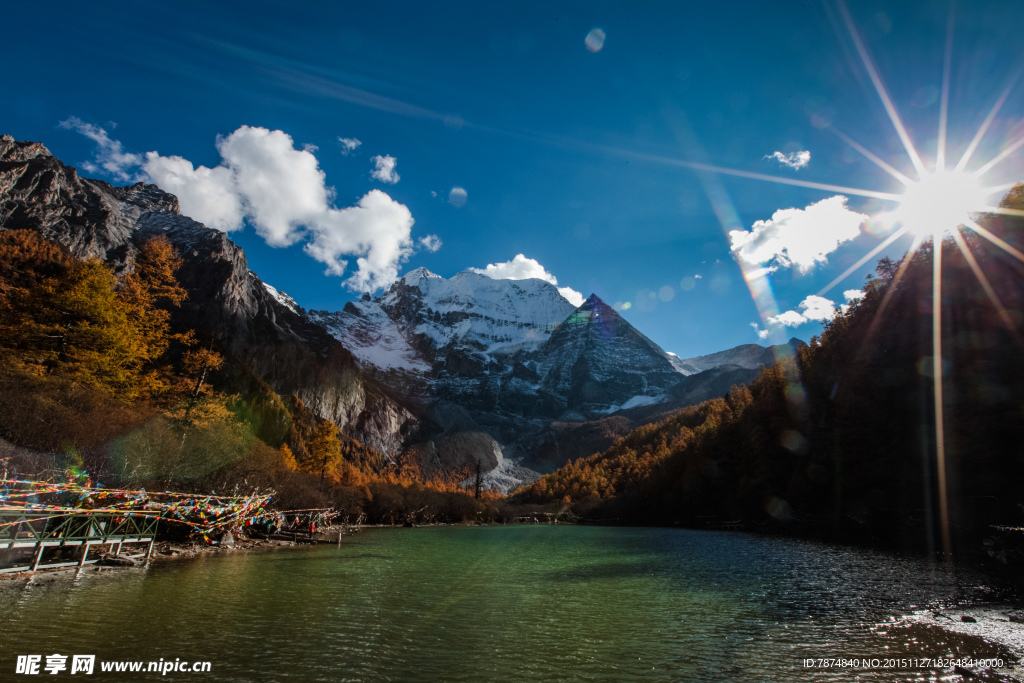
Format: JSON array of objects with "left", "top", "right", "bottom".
[{"left": 893, "top": 170, "right": 987, "bottom": 239}]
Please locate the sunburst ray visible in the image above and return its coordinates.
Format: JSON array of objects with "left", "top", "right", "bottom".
[
  {"left": 950, "top": 228, "right": 1021, "bottom": 339},
  {"left": 931, "top": 239, "right": 951, "bottom": 556},
  {"left": 936, "top": 8, "right": 955, "bottom": 171},
  {"left": 965, "top": 219, "right": 1024, "bottom": 265},
  {"left": 973, "top": 135, "right": 1024, "bottom": 178},
  {"left": 816, "top": 228, "right": 908, "bottom": 298},
  {"left": 981, "top": 205, "right": 1024, "bottom": 218},
  {"left": 836, "top": 0, "right": 927, "bottom": 178},
  {"left": 830, "top": 127, "right": 915, "bottom": 186},
  {"left": 856, "top": 237, "right": 923, "bottom": 361},
  {"left": 954, "top": 76, "right": 1018, "bottom": 172}
]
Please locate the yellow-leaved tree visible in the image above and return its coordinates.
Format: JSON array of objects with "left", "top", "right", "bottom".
[
  {"left": 0, "top": 234, "right": 190, "bottom": 401},
  {"left": 304, "top": 421, "right": 343, "bottom": 481}
]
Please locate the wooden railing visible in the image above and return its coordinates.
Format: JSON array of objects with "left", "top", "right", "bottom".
[{"left": 0, "top": 510, "right": 159, "bottom": 574}]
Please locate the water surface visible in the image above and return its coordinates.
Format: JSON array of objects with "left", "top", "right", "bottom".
[{"left": 0, "top": 526, "right": 1018, "bottom": 681}]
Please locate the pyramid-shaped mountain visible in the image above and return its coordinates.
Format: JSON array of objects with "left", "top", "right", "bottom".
[{"left": 537, "top": 295, "right": 682, "bottom": 417}]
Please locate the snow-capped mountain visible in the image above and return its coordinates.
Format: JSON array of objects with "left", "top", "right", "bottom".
[
  {"left": 308, "top": 269, "right": 699, "bottom": 489},
  {"left": 381, "top": 267, "right": 578, "bottom": 355},
  {"left": 2, "top": 133, "right": 803, "bottom": 494},
  {"left": 311, "top": 269, "right": 683, "bottom": 420},
  {"left": 310, "top": 268, "right": 579, "bottom": 411},
  {"left": 306, "top": 268, "right": 808, "bottom": 489}
]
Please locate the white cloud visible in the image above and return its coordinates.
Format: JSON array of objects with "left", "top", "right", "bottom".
[
  {"left": 767, "top": 294, "right": 841, "bottom": 327},
  {"left": 58, "top": 118, "right": 142, "bottom": 181},
  {"left": 142, "top": 153, "right": 243, "bottom": 232},
  {"left": 418, "top": 234, "right": 442, "bottom": 252},
  {"left": 469, "top": 254, "right": 584, "bottom": 307},
  {"left": 370, "top": 154, "right": 400, "bottom": 184},
  {"left": 557, "top": 287, "right": 586, "bottom": 307},
  {"left": 470, "top": 253, "right": 552, "bottom": 280},
  {"left": 449, "top": 187, "right": 467, "bottom": 207},
  {"left": 729, "top": 195, "right": 867, "bottom": 272},
  {"left": 694, "top": 273, "right": 703, "bottom": 279},
  {"left": 799, "top": 294, "right": 839, "bottom": 321},
  {"left": 750, "top": 322, "right": 770, "bottom": 340},
  {"left": 844, "top": 289, "right": 865, "bottom": 301},
  {"left": 338, "top": 137, "right": 361, "bottom": 155},
  {"left": 303, "top": 189, "right": 414, "bottom": 291},
  {"left": 68, "top": 122, "right": 417, "bottom": 292},
  {"left": 215, "top": 126, "right": 332, "bottom": 247},
  {"left": 765, "top": 150, "right": 811, "bottom": 170},
  {"left": 767, "top": 310, "right": 810, "bottom": 327}
]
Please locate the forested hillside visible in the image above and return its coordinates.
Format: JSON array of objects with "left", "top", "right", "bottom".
[
  {"left": 517, "top": 187, "right": 1024, "bottom": 555},
  {"left": 0, "top": 229, "right": 506, "bottom": 524}
]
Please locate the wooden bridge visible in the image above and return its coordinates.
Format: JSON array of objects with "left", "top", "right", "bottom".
[{"left": 0, "top": 510, "right": 159, "bottom": 574}]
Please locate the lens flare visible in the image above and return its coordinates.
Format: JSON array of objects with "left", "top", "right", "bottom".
[{"left": 894, "top": 170, "right": 986, "bottom": 238}]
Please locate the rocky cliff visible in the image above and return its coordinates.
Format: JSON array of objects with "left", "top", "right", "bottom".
[{"left": 0, "top": 135, "right": 417, "bottom": 455}]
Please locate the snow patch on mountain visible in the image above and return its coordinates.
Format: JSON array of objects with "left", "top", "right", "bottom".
[
  {"left": 310, "top": 301, "right": 429, "bottom": 373},
  {"left": 260, "top": 280, "right": 301, "bottom": 315},
  {"left": 382, "top": 269, "right": 577, "bottom": 355},
  {"left": 600, "top": 394, "right": 668, "bottom": 414}
]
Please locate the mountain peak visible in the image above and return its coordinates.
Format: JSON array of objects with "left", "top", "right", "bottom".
[
  {"left": 401, "top": 267, "right": 441, "bottom": 284},
  {"left": 573, "top": 293, "right": 615, "bottom": 315}
]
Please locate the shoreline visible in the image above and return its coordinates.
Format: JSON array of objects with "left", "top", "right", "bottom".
[{"left": 909, "top": 606, "right": 1024, "bottom": 680}]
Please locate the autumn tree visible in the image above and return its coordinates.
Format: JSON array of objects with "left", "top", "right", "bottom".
[
  {"left": 118, "top": 236, "right": 191, "bottom": 398},
  {"left": 0, "top": 234, "right": 191, "bottom": 401},
  {"left": 304, "top": 421, "right": 343, "bottom": 481},
  {"left": 0, "top": 230, "right": 73, "bottom": 304},
  {"left": 4, "top": 259, "right": 142, "bottom": 396},
  {"left": 181, "top": 347, "right": 225, "bottom": 400}
]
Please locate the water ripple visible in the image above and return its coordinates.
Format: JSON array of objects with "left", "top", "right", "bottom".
[{"left": 0, "top": 527, "right": 1018, "bottom": 682}]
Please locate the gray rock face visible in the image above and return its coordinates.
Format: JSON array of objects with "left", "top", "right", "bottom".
[
  {"left": 537, "top": 295, "right": 683, "bottom": 417},
  {"left": 0, "top": 135, "right": 416, "bottom": 455}
]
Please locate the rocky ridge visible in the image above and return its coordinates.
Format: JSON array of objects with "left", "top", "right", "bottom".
[{"left": 0, "top": 135, "right": 417, "bottom": 455}]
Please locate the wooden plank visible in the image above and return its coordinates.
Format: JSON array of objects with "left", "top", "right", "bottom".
[
  {"left": 0, "top": 560, "right": 102, "bottom": 574},
  {"left": 28, "top": 543, "right": 44, "bottom": 572},
  {"left": 77, "top": 544, "right": 89, "bottom": 569},
  {"left": 43, "top": 560, "right": 99, "bottom": 569}
]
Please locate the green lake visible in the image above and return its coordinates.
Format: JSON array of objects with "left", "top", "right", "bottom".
[{"left": 0, "top": 526, "right": 1018, "bottom": 681}]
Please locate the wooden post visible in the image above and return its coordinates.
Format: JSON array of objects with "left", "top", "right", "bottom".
[
  {"left": 77, "top": 544, "right": 90, "bottom": 569},
  {"left": 113, "top": 541, "right": 122, "bottom": 557},
  {"left": 145, "top": 539, "right": 155, "bottom": 560},
  {"left": 29, "top": 543, "right": 45, "bottom": 572}
]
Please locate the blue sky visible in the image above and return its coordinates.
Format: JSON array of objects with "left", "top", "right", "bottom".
[{"left": 5, "top": 0, "right": 1024, "bottom": 357}]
